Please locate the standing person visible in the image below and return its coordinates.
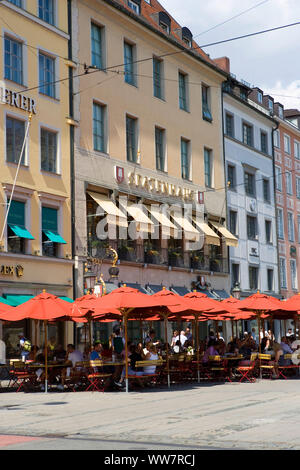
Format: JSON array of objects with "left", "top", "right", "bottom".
[
  {"left": 18, "top": 333, "right": 31, "bottom": 361},
  {"left": 185, "top": 327, "right": 192, "bottom": 342},
  {"left": 175, "top": 331, "right": 187, "bottom": 348},
  {"left": 171, "top": 330, "right": 178, "bottom": 349},
  {"left": 144, "top": 329, "right": 160, "bottom": 347}
]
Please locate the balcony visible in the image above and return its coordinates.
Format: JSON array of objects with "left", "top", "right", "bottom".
[{"left": 86, "top": 238, "right": 228, "bottom": 273}]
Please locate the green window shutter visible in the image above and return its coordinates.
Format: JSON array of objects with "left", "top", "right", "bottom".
[
  {"left": 42, "top": 206, "right": 58, "bottom": 231},
  {"left": 8, "top": 200, "right": 25, "bottom": 226}
]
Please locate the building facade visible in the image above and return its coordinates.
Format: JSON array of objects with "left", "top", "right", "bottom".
[
  {"left": 70, "top": 0, "right": 236, "bottom": 343},
  {"left": 0, "top": 0, "right": 74, "bottom": 354},
  {"left": 222, "top": 73, "right": 279, "bottom": 299}
]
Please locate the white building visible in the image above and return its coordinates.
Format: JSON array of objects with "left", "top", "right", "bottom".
[{"left": 222, "top": 76, "right": 279, "bottom": 300}]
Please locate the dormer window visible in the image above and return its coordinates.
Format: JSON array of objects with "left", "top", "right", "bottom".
[
  {"left": 278, "top": 106, "right": 283, "bottom": 118},
  {"left": 268, "top": 99, "right": 274, "bottom": 111},
  {"left": 158, "top": 11, "right": 171, "bottom": 34},
  {"left": 128, "top": 0, "right": 140, "bottom": 14},
  {"left": 257, "top": 91, "right": 263, "bottom": 103},
  {"left": 182, "top": 27, "right": 193, "bottom": 48}
]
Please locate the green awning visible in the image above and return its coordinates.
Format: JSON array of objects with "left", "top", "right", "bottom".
[
  {"left": 60, "top": 296, "right": 74, "bottom": 303},
  {"left": 8, "top": 224, "right": 35, "bottom": 240},
  {"left": 43, "top": 229, "right": 67, "bottom": 244},
  {"left": 4, "top": 295, "right": 34, "bottom": 306},
  {"left": 0, "top": 297, "right": 15, "bottom": 306}
]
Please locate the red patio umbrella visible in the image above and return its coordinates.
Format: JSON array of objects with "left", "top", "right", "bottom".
[{"left": 0, "top": 292, "right": 73, "bottom": 393}]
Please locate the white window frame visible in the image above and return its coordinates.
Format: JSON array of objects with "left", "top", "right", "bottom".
[
  {"left": 39, "top": 122, "right": 61, "bottom": 175},
  {"left": 277, "top": 208, "right": 284, "bottom": 239},
  {"left": 290, "top": 259, "right": 298, "bottom": 291},
  {"left": 279, "top": 257, "right": 287, "bottom": 289},
  {"left": 288, "top": 211, "right": 295, "bottom": 242},
  {"left": 284, "top": 134, "right": 291, "bottom": 154},
  {"left": 286, "top": 171, "right": 292, "bottom": 195}
]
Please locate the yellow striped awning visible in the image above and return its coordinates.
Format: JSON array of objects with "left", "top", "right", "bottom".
[{"left": 209, "top": 222, "right": 238, "bottom": 247}]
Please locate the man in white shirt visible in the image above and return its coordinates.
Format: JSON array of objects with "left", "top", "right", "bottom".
[{"left": 175, "top": 331, "right": 187, "bottom": 347}]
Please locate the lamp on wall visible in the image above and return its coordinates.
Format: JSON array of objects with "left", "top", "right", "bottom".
[
  {"left": 232, "top": 282, "right": 241, "bottom": 300},
  {"left": 83, "top": 264, "right": 96, "bottom": 293}
]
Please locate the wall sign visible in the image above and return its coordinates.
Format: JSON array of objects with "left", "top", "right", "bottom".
[
  {"left": 0, "top": 265, "right": 24, "bottom": 278},
  {"left": 0, "top": 87, "right": 37, "bottom": 114}
]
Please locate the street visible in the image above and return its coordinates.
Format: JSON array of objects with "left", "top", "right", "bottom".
[{"left": 1, "top": 379, "right": 300, "bottom": 450}]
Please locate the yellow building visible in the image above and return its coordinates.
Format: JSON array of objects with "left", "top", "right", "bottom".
[
  {"left": 0, "top": 0, "right": 74, "bottom": 355},
  {"left": 71, "top": 0, "right": 235, "bottom": 343}
]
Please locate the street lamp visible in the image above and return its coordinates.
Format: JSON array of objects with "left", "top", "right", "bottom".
[
  {"left": 83, "top": 264, "right": 96, "bottom": 293},
  {"left": 232, "top": 282, "right": 241, "bottom": 300}
]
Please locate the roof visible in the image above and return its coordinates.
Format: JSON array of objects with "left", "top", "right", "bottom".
[
  {"left": 106, "top": 0, "right": 226, "bottom": 74},
  {"left": 284, "top": 109, "right": 300, "bottom": 118}
]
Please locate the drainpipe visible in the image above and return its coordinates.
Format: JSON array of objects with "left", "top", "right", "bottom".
[{"left": 271, "top": 118, "right": 281, "bottom": 342}]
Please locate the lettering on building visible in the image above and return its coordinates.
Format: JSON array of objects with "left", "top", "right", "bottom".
[{"left": 0, "top": 87, "right": 37, "bottom": 114}]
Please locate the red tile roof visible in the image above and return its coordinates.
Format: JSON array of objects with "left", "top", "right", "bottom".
[{"left": 110, "top": 0, "right": 221, "bottom": 69}]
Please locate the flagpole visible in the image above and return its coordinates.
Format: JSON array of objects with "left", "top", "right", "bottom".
[{"left": 0, "top": 113, "right": 33, "bottom": 245}]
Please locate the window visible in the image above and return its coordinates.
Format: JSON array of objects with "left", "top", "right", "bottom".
[
  {"left": 181, "top": 138, "right": 190, "bottom": 180},
  {"left": 124, "top": 42, "right": 136, "bottom": 86},
  {"left": 153, "top": 57, "right": 163, "bottom": 99},
  {"left": 265, "top": 220, "right": 272, "bottom": 244},
  {"left": 288, "top": 212, "right": 295, "bottom": 242},
  {"left": 126, "top": 115, "right": 138, "bottom": 163},
  {"left": 268, "top": 99, "right": 273, "bottom": 111},
  {"left": 6, "top": 116, "right": 26, "bottom": 164},
  {"left": 257, "top": 91, "right": 263, "bottom": 103},
  {"left": 261, "top": 131, "right": 268, "bottom": 154},
  {"left": 277, "top": 208, "right": 284, "bottom": 239},
  {"left": 290, "top": 259, "right": 298, "bottom": 291},
  {"left": 296, "top": 177, "right": 300, "bottom": 199},
  {"left": 128, "top": 0, "right": 140, "bottom": 14},
  {"left": 155, "top": 127, "right": 165, "bottom": 171},
  {"left": 278, "top": 106, "right": 283, "bottom": 119},
  {"left": 179, "top": 72, "right": 188, "bottom": 111},
  {"left": 41, "top": 128, "right": 57, "bottom": 173},
  {"left": 284, "top": 134, "right": 291, "bottom": 154},
  {"left": 227, "top": 164, "right": 236, "bottom": 190},
  {"left": 295, "top": 141, "right": 300, "bottom": 160},
  {"left": 225, "top": 113, "right": 234, "bottom": 137},
  {"left": 231, "top": 263, "right": 240, "bottom": 288},
  {"left": 7, "top": 0, "right": 22, "bottom": 6},
  {"left": 279, "top": 257, "right": 287, "bottom": 289},
  {"left": 273, "top": 130, "right": 280, "bottom": 148},
  {"left": 38, "top": 0, "right": 55, "bottom": 26},
  {"left": 275, "top": 166, "right": 282, "bottom": 191},
  {"left": 93, "top": 102, "right": 106, "bottom": 153},
  {"left": 42, "top": 206, "right": 66, "bottom": 257},
  {"left": 267, "top": 269, "right": 274, "bottom": 292},
  {"left": 245, "top": 172, "right": 255, "bottom": 196},
  {"left": 229, "top": 210, "right": 238, "bottom": 236},
  {"left": 4, "top": 36, "right": 23, "bottom": 85},
  {"left": 247, "top": 215, "right": 257, "bottom": 240},
  {"left": 204, "top": 148, "right": 212, "bottom": 187},
  {"left": 263, "top": 179, "right": 270, "bottom": 203},
  {"left": 249, "top": 266, "right": 259, "bottom": 290},
  {"left": 286, "top": 171, "right": 292, "bottom": 195},
  {"left": 202, "top": 85, "right": 212, "bottom": 122},
  {"left": 242, "top": 123, "right": 253, "bottom": 147},
  {"left": 39, "top": 52, "right": 56, "bottom": 98},
  {"left": 298, "top": 215, "right": 300, "bottom": 243},
  {"left": 91, "top": 23, "right": 104, "bottom": 69},
  {"left": 7, "top": 200, "right": 33, "bottom": 254}
]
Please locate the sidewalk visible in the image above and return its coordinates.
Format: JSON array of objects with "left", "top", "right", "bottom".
[{"left": 1, "top": 379, "right": 300, "bottom": 449}]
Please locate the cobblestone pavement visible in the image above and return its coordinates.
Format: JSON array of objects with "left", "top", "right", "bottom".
[{"left": 1, "top": 379, "right": 300, "bottom": 450}]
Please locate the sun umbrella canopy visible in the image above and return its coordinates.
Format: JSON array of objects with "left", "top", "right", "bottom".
[
  {"left": 0, "top": 292, "right": 72, "bottom": 321},
  {"left": 239, "top": 292, "right": 281, "bottom": 313},
  {"left": 279, "top": 294, "right": 300, "bottom": 312},
  {"left": 0, "top": 302, "right": 14, "bottom": 319},
  {"left": 168, "top": 290, "right": 219, "bottom": 315}
]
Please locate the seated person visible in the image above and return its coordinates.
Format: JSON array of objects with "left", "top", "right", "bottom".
[
  {"left": 59, "top": 344, "right": 83, "bottom": 390},
  {"left": 90, "top": 341, "right": 102, "bottom": 361},
  {"left": 172, "top": 339, "right": 183, "bottom": 354},
  {"left": 239, "top": 334, "right": 257, "bottom": 359},
  {"left": 101, "top": 343, "right": 112, "bottom": 360},
  {"left": 202, "top": 339, "right": 219, "bottom": 363},
  {"left": 115, "top": 344, "right": 143, "bottom": 388},
  {"left": 216, "top": 338, "right": 226, "bottom": 356},
  {"left": 143, "top": 343, "right": 159, "bottom": 376},
  {"left": 226, "top": 337, "right": 240, "bottom": 355},
  {"left": 53, "top": 344, "right": 66, "bottom": 362}
]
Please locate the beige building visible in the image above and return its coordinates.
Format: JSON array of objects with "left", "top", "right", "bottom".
[
  {"left": 0, "top": 0, "right": 74, "bottom": 355},
  {"left": 71, "top": 0, "right": 236, "bottom": 342}
]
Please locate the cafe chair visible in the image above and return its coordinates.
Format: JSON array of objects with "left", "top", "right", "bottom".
[
  {"left": 85, "top": 360, "right": 112, "bottom": 392},
  {"left": 235, "top": 353, "right": 257, "bottom": 383}
]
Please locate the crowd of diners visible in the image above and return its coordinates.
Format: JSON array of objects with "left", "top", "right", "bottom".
[{"left": 9, "top": 324, "right": 300, "bottom": 391}]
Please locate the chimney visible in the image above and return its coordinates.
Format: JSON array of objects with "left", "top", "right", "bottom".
[{"left": 213, "top": 56, "right": 230, "bottom": 74}]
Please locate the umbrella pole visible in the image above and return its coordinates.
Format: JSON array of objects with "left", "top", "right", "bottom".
[
  {"left": 195, "top": 314, "right": 200, "bottom": 383},
  {"left": 231, "top": 320, "right": 234, "bottom": 341},
  {"left": 124, "top": 311, "right": 129, "bottom": 394},
  {"left": 34, "top": 320, "right": 38, "bottom": 361},
  {"left": 44, "top": 320, "right": 48, "bottom": 394},
  {"left": 257, "top": 313, "right": 262, "bottom": 380},
  {"left": 163, "top": 314, "right": 170, "bottom": 389}
]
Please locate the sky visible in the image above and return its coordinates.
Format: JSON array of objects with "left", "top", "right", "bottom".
[{"left": 160, "top": 0, "right": 300, "bottom": 109}]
